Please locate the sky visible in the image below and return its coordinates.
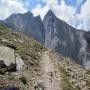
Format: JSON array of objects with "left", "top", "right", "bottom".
[{"left": 0, "top": 0, "right": 90, "bottom": 31}]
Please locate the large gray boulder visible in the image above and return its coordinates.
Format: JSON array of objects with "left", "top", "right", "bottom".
[{"left": 0, "top": 46, "right": 24, "bottom": 71}]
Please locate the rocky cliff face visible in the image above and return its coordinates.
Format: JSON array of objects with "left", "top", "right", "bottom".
[
  {"left": 43, "top": 10, "right": 90, "bottom": 70},
  {"left": 0, "top": 10, "right": 90, "bottom": 70}
]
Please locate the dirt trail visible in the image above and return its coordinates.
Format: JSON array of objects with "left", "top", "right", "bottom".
[{"left": 40, "top": 51, "right": 62, "bottom": 90}]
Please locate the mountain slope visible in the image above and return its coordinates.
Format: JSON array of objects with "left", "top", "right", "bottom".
[
  {"left": 0, "top": 26, "right": 90, "bottom": 90},
  {"left": 0, "top": 25, "right": 90, "bottom": 90},
  {"left": 0, "top": 10, "right": 90, "bottom": 70}
]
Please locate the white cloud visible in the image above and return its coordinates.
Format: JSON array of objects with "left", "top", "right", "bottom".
[
  {"left": 31, "top": 4, "right": 49, "bottom": 20},
  {"left": 31, "top": 4, "right": 42, "bottom": 16},
  {"left": 0, "top": 0, "right": 27, "bottom": 20},
  {"left": 52, "top": 0, "right": 77, "bottom": 28},
  {"left": 32, "top": 0, "right": 77, "bottom": 28},
  {"left": 32, "top": 0, "right": 59, "bottom": 19},
  {"left": 78, "top": 0, "right": 90, "bottom": 31},
  {"left": 43, "top": 0, "right": 58, "bottom": 7},
  {"left": 40, "top": 6, "right": 49, "bottom": 19}
]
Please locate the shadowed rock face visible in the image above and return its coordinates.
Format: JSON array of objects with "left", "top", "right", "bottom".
[
  {"left": 43, "top": 10, "right": 90, "bottom": 70},
  {"left": 0, "top": 10, "right": 90, "bottom": 69}
]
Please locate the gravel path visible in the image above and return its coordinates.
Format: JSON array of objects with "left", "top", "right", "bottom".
[{"left": 40, "top": 51, "right": 62, "bottom": 90}]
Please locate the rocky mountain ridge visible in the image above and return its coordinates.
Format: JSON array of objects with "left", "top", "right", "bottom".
[
  {"left": 0, "top": 12, "right": 45, "bottom": 44},
  {"left": 0, "top": 10, "right": 90, "bottom": 70}
]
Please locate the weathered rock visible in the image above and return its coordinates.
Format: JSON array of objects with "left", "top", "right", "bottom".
[
  {"left": 15, "top": 54, "right": 24, "bottom": 71},
  {"left": 0, "top": 46, "right": 24, "bottom": 71}
]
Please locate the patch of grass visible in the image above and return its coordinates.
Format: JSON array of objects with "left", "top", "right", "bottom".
[
  {"left": 59, "top": 66, "right": 79, "bottom": 90},
  {"left": 86, "top": 80, "right": 90, "bottom": 87},
  {"left": 0, "top": 24, "right": 6, "bottom": 30}
]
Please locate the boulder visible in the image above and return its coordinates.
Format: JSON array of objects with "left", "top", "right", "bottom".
[{"left": 0, "top": 46, "right": 24, "bottom": 71}]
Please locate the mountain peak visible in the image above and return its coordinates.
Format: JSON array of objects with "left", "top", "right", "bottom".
[
  {"left": 45, "top": 10, "right": 55, "bottom": 17},
  {"left": 43, "top": 10, "right": 55, "bottom": 22}
]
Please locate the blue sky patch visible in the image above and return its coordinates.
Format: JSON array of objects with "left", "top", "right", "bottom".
[{"left": 22, "top": 0, "right": 86, "bottom": 14}]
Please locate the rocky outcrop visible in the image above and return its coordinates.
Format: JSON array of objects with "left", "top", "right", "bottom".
[{"left": 0, "top": 46, "right": 24, "bottom": 71}]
